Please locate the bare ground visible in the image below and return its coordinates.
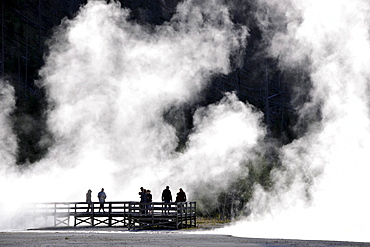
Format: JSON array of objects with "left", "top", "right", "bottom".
[{"left": 1, "top": 227, "right": 370, "bottom": 247}]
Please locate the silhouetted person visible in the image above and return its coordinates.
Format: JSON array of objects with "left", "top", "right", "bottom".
[
  {"left": 139, "top": 187, "right": 146, "bottom": 214},
  {"left": 175, "top": 188, "right": 186, "bottom": 203},
  {"left": 86, "top": 189, "right": 92, "bottom": 212},
  {"left": 175, "top": 188, "right": 187, "bottom": 214},
  {"left": 141, "top": 189, "right": 148, "bottom": 214},
  {"left": 138, "top": 187, "right": 145, "bottom": 202},
  {"left": 162, "top": 186, "right": 172, "bottom": 214},
  {"left": 98, "top": 188, "right": 107, "bottom": 212},
  {"left": 147, "top": 190, "right": 153, "bottom": 214},
  {"left": 147, "top": 190, "right": 152, "bottom": 203}
]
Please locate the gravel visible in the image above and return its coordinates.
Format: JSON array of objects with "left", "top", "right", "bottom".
[{"left": 1, "top": 228, "right": 370, "bottom": 247}]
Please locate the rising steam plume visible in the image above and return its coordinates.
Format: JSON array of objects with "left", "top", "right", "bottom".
[
  {"left": 0, "top": 0, "right": 264, "bottom": 230},
  {"left": 1, "top": 0, "right": 370, "bottom": 243},
  {"left": 217, "top": 0, "right": 370, "bottom": 242}
]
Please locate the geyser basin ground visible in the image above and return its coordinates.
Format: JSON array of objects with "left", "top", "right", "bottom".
[{"left": 0, "top": 229, "right": 369, "bottom": 247}]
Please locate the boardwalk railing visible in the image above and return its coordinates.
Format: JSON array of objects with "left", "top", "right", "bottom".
[{"left": 28, "top": 201, "right": 196, "bottom": 230}]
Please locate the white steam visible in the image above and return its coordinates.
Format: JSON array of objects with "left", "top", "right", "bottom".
[
  {"left": 2, "top": 0, "right": 369, "bottom": 242},
  {"left": 218, "top": 0, "right": 370, "bottom": 242},
  {"left": 0, "top": 80, "right": 17, "bottom": 170},
  {"left": 0, "top": 0, "right": 265, "bottom": 230},
  {"left": 0, "top": 80, "right": 18, "bottom": 226}
]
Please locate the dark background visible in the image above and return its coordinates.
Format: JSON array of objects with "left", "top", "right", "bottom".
[{"left": 1, "top": 0, "right": 311, "bottom": 217}]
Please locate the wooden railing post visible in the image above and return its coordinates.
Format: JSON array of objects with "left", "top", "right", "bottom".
[
  {"left": 67, "top": 203, "right": 70, "bottom": 226},
  {"left": 185, "top": 202, "right": 188, "bottom": 228},
  {"left": 74, "top": 203, "right": 77, "bottom": 226},
  {"left": 108, "top": 202, "right": 112, "bottom": 226},
  {"left": 91, "top": 203, "right": 95, "bottom": 227},
  {"left": 151, "top": 202, "right": 154, "bottom": 229},
  {"left": 189, "top": 202, "right": 192, "bottom": 227},
  {"left": 128, "top": 202, "right": 132, "bottom": 230},
  {"left": 194, "top": 202, "right": 196, "bottom": 227},
  {"left": 176, "top": 203, "right": 179, "bottom": 229}
]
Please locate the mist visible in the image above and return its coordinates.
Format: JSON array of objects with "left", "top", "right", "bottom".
[
  {"left": 0, "top": 0, "right": 265, "bottom": 230},
  {"left": 216, "top": 0, "right": 370, "bottom": 242},
  {"left": 1, "top": 0, "right": 370, "bottom": 243},
  {"left": 0, "top": 80, "right": 17, "bottom": 169}
]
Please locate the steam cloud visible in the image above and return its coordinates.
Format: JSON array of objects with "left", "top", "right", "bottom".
[
  {"left": 0, "top": 80, "right": 17, "bottom": 169},
  {"left": 217, "top": 0, "right": 370, "bottom": 242},
  {"left": 1, "top": 0, "right": 370, "bottom": 243},
  {"left": 0, "top": 0, "right": 265, "bottom": 230}
]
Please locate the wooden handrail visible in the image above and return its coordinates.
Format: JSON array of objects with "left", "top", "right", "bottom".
[{"left": 26, "top": 201, "right": 196, "bottom": 229}]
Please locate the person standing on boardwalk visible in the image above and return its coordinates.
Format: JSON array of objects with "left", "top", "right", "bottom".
[
  {"left": 97, "top": 188, "right": 107, "bottom": 212},
  {"left": 175, "top": 188, "right": 186, "bottom": 203},
  {"left": 86, "top": 189, "right": 92, "bottom": 212},
  {"left": 161, "top": 186, "right": 172, "bottom": 214},
  {"left": 175, "top": 188, "right": 187, "bottom": 214},
  {"left": 147, "top": 190, "right": 153, "bottom": 214},
  {"left": 147, "top": 190, "right": 152, "bottom": 203},
  {"left": 138, "top": 187, "right": 145, "bottom": 202},
  {"left": 139, "top": 187, "right": 147, "bottom": 214},
  {"left": 141, "top": 189, "right": 148, "bottom": 214}
]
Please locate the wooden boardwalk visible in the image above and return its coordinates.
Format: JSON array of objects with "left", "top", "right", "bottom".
[{"left": 28, "top": 201, "right": 196, "bottom": 230}]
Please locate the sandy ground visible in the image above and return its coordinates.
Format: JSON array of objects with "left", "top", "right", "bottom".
[{"left": 1, "top": 228, "right": 370, "bottom": 247}]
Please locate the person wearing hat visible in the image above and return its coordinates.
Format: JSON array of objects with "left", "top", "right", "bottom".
[{"left": 86, "top": 189, "right": 92, "bottom": 212}]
